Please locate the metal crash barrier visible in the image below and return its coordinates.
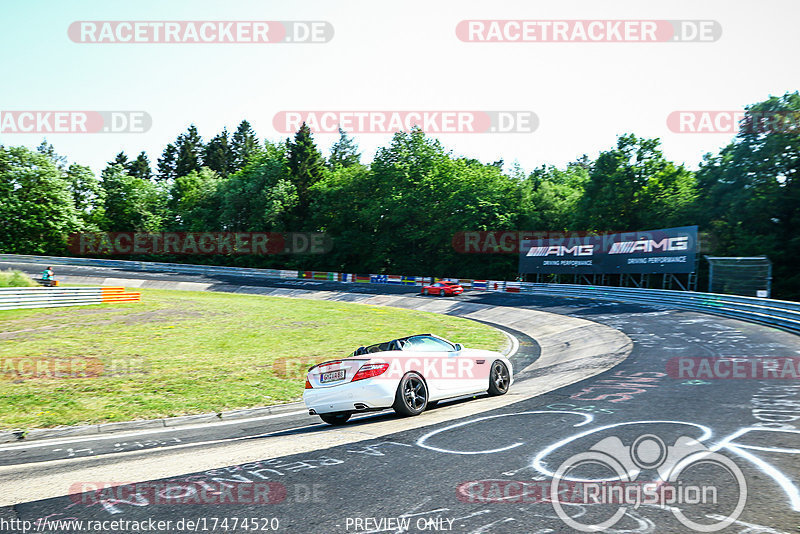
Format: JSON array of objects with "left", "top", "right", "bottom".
[
  {"left": 0, "top": 254, "right": 797, "bottom": 334},
  {"left": 515, "top": 283, "right": 800, "bottom": 335},
  {"left": 0, "top": 286, "right": 141, "bottom": 310}
]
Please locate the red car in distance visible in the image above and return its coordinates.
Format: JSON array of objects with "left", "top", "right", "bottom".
[{"left": 420, "top": 280, "right": 464, "bottom": 297}]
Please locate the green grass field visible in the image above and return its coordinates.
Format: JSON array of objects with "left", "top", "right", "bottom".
[{"left": 0, "top": 288, "right": 505, "bottom": 430}]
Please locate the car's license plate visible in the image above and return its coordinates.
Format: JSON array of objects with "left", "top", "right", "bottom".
[{"left": 320, "top": 369, "right": 346, "bottom": 383}]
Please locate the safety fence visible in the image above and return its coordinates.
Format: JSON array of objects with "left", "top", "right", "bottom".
[
  {"left": 0, "top": 287, "right": 141, "bottom": 310},
  {"left": 514, "top": 283, "right": 800, "bottom": 334},
  {"left": 0, "top": 254, "right": 491, "bottom": 289},
  {"left": 1, "top": 254, "right": 798, "bottom": 334}
]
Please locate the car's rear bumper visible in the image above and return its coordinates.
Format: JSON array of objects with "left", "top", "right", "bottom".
[{"left": 303, "top": 379, "right": 396, "bottom": 414}]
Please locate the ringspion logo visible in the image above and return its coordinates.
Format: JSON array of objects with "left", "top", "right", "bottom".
[
  {"left": 0, "top": 111, "right": 150, "bottom": 134},
  {"left": 273, "top": 111, "right": 538, "bottom": 134},
  {"left": 457, "top": 20, "right": 721, "bottom": 42},
  {"left": 550, "top": 434, "right": 746, "bottom": 531},
  {"left": 68, "top": 21, "right": 333, "bottom": 43}
]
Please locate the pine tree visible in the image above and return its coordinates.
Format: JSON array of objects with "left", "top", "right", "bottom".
[
  {"left": 128, "top": 152, "right": 153, "bottom": 181},
  {"left": 175, "top": 125, "right": 203, "bottom": 178},
  {"left": 203, "top": 128, "right": 233, "bottom": 178},
  {"left": 157, "top": 144, "right": 177, "bottom": 181},
  {"left": 108, "top": 151, "right": 129, "bottom": 169},
  {"left": 231, "top": 120, "right": 258, "bottom": 170},
  {"left": 287, "top": 123, "right": 325, "bottom": 228},
  {"left": 328, "top": 128, "right": 361, "bottom": 169}
]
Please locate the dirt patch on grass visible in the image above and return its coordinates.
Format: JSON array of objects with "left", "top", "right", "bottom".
[
  {"left": 0, "top": 308, "right": 211, "bottom": 340},
  {"left": 119, "top": 308, "right": 208, "bottom": 325},
  {"left": 271, "top": 321, "right": 327, "bottom": 330}
]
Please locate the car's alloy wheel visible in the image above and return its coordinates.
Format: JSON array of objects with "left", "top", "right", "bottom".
[
  {"left": 488, "top": 361, "right": 510, "bottom": 396},
  {"left": 319, "top": 413, "right": 351, "bottom": 425},
  {"left": 439, "top": 289, "right": 445, "bottom": 296},
  {"left": 393, "top": 372, "right": 428, "bottom": 416}
]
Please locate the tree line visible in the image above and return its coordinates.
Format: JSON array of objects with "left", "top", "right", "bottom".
[{"left": 1, "top": 93, "right": 798, "bottom": 299}]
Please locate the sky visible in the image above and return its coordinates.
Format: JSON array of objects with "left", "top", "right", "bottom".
[{"left": 1, "top": 0, "right": 798, "bottom": 176}]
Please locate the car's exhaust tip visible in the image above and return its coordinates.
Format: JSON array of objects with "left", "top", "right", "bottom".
[
  {"left": 308, "top": 409, "right": 317, "bottom": 415},
  {"left": 353, "top": 403, "right": 369, "bottom": 410}
]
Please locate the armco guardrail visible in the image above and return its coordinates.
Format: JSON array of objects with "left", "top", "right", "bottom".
[
  {"left": 516, "top": 283, "right": 800, "bottom": 335},
  {"left": 0, "top": 254, "right": 437, "bottom": 286},
  {"left": 0, "top": 287, "right": 140, "bottom": 310},
  {"left": 1, "top": 254, "right": 798, "bottom": 334}
]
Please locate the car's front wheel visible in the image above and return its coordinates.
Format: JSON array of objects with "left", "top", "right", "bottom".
[
  {"left": 439, "top": 289, "right": 445, "bottom": 297},
  {"left": 392, "top": 372, "right": 428, "bottom": 416},
  {"left": 319, "top": 413, "right": 351, "bottom": 425},
  {"left": 488, "top": 360, "right": 510, "bottom": 396}
]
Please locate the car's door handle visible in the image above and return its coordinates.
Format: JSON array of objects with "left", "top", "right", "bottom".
[{"left": 476, "top": 359, "right": 485, "bottom": 364}]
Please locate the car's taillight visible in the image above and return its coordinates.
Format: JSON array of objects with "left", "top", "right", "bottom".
[
  {"left": 305, "top": 377, "right": 313, "bottom": 389},
  {"left": 352, "top": 363, "right": 390, "bottom": 382}
]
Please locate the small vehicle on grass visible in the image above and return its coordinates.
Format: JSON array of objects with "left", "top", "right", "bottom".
[{"left": 303, "top": 333, "right": 513, "bottom": 425}]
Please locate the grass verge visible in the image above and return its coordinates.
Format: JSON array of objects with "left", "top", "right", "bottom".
[
  {"left": 0, "top": 270, "right": 37, "bottom": 287},
  {"left": 0, "top": 288, "right": 505, "bottom": 429}
]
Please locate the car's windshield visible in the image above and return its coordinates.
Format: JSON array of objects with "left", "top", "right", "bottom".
[
  {"left": 350, "top": 335, "right": 454, "bottom": 356},
  {"left": 365, "top": 341, "right": 394, "bottom": 353},
  {"left": 401, "top": 336, "right": 454, "bottom": 352},
  {"left": 351, "top": 340, "right": 397, "bottom": 356}
]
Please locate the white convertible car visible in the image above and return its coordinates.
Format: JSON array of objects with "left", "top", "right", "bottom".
[{"left": 303, "top": 333, "right": 513, "bottom": 425}]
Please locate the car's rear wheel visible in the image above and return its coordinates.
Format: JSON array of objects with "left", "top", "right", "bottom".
[
  {"left": 488, "top": 360, "right": 510, "bottom": 396},
  {"left": 392, "top": 372, "right": 428, "bottom": 416},
  {"left": 319, "top": 413, "right": 351, "bottom": 425},
  {"left": 439, "top": 289, "right": 445, "bottom": 297}
]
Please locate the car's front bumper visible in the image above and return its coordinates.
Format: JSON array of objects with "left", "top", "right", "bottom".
[{"left": 303, "top": 379, "right": 396, "bottom": 414}]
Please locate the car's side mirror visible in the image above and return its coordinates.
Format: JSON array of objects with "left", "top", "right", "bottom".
[{"left": 454, "top": 343, "right": 463, "bottom": 352}]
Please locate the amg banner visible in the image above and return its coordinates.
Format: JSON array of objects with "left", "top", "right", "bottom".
[{"left": 518, "top": 226, "right": 698, "bottom": 274}]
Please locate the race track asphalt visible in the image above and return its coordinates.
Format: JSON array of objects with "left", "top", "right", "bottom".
[{"left": 2, "top": 261, "right": 799, "bottom": 533}]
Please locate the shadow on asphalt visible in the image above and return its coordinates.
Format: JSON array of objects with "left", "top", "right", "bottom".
[{"left": 243, "top": 394, "right": 496, "bottom": 440}]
